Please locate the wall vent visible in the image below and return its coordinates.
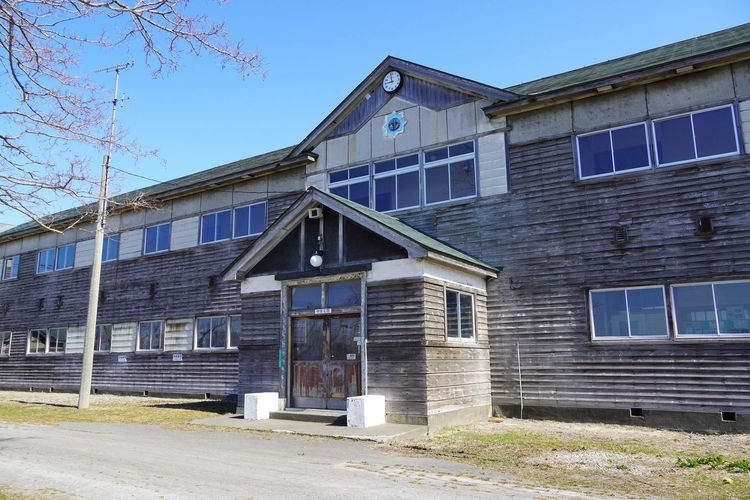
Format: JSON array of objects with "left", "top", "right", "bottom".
[
  {"left": 721, "top": 411, "right": 737, "bottom": 422},
  {"left": 696, "top": 215, "right": 714, "bottom": 235},
  {"left": 308, "top": 207, "right": 323, "bottom": 219},
  {"left": 149, "top": 283, "right": 157, "bottom": 298},
  {"left": 37, "top": 298, "right": 45, "bottom": 311},
  {"left": 630, "top": 407, "right": 644, "bottom": 418},
  {"left": 613, "top": 226, "right": 629, "bottom": 245}
]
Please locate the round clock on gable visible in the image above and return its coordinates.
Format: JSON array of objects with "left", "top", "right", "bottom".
[{"left": 382, "top": 70, "right": 402, "bottom": 93}]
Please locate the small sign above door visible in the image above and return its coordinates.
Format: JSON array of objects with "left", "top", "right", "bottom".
[{"left": 314, "top": 308, "right": 332, "bottom": 315}]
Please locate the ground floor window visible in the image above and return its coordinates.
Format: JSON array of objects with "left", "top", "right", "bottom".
[
  {"left": 195, "top": 315, "right": 240, "bottom": 349},
  {"left": 445, "top": 289, "right": 475, "bottom": 340},
  {"left": 1, "top": 331, "right": 10, "bottom": 355},
  {"left": 95, "top": 325, "right": 112, "bottom": 352},
  {"left": 138, "top": 321, "right": 164, "bottom": 351},
  {"left": 27, "top": 327, "right": 67, "bottom": 354},
  {"left": 589, "top": 286, "right": 669, "bottom": 339},
  {"left": 672, "top": 281, "right": 750, "bottom": 336}
]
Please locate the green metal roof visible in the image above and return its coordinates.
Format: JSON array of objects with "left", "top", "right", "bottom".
[
  {"left": 314, "top": 188, "right": 497, "bottom": 274},
  {"left": 509, "top": 23, "right": 750, "bottom": 96},
  {"left": 0, "top": 146, "right": 298, "bottom": 242}
]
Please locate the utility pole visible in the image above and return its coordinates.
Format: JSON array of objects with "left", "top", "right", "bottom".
[{"left": 78, "top": 62, "right": 132, "bottom": 409}]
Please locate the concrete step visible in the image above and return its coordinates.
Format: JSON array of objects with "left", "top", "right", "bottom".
[{"left": 269, "top": 408, "right": 347, "bottom": 426}]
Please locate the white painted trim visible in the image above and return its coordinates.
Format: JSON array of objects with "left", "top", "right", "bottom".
[
  {"left": 241, "top": 274, "right": 281, "bottom": 294},
  {"left": 367, "top": 258, "right": 487, "bottom": 291}
]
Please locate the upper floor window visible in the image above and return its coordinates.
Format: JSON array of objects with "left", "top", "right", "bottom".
[
  {"left": 374, "top": 154, "right": 420, "bottom": 212},
  {"left": 1, "top": 255, "right": 19, "bottom": 280},
  {"left": 195, "top": 315, "right": 239, "bottom": 349},
  {"left": 28, "top": 327, "right": 67, "bottom": 354},
  {"left": 672, "top": 280, "right": 750, "bottom": 337},
  {"left": 653, "top": 105, "right": 739, "bottom": 166},
  {"left": 233, "top": 202, "right": 267, "bottom": 238},
  {"left": 445, "top": 289, "right": 475, "bottom": 340},
  {"left": 329, "top": 165, "right": 370, "bottom": 207},
  {"left": 144, "top": 223, "right": 170, "bottom": 254},
  {"left": 95, "top": 324, "right": 112, "bottom": 352},
  {"left": 424, "top": 141, "right": 476, "bottom": 205},
  {"left": 37, "top": 244, "right": 75, "bottom": 274},
  {"left": 577, "top": 123, "right": 651, "bottom": 179},
  {"left": 102, "top": 234, "right": 120, "bottom": 262},
  {"left": 138, "top": 320, "right": 164, "bottom": 351},
  {"left": 201, "top": 209, "right": 232, "bottom": 244},
  {"left": 589, "top": 286, "right": 669, "bottom": 339},
  {"left": 1, "top": 331, "right": 11, "bottom": 356}
]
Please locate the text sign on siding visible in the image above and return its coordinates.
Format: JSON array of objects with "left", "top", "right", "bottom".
[
  {"left": 314, "top": 308, "right": 332, "bottom": 315},
  {"left": 117, "top": 355, "right": 127, "bottom": 363},
  {"left": 172, "top": 353, "right": 183, "bottom": 362}
]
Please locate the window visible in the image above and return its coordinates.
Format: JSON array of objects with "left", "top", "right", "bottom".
[
  {"left": 138, "top": 320, "right": 164, "bottom": 351},
  {"left": 424, "top": 141, "right": 476, "bottom": 205},
  {"left": 653, "top": 105, "right": 739, "bottom": 166},
  {"left": 445, "top": 290, "right": 475, "bottom": 339},
  {"left": 234, "top": 202, "right": 267, "bottom": 238},
  {"left": 144, "top": 223, "right": 170, "bottom": 254},
  {"left": 1, "top": 331, "right": 11, "bottom": 356},
  {"left": 102, "top": 234, "right": 120, "bottom": 262},
  {"left": 577, "top": 123, "right": 651, "bottom": 179},
  {"left": 590, "top": 286, "right": 669, "bottom": 339},
  {"left": 672, "top": 281, "right": 750, "bottom": 336},
  {"left": 27, "top": 327, "right": 66, "bottom": 354},
  {"left": 329, "top": 165, "right": 370, "bottom": 207},
  {"left": 1, "top": 255, "right": 19, "bottom": 280},
  {"left": 373, "top": 154, "right": 420, "bottom": 212},
  {"left": 201, "top": 209, "right": 232, "bottom": 244},
  {"left": 37, "top": 244, "right": 76, "bottom": 274},
  {"left": 95, "top": 324, "right": 112, "bottom": 352},
  {"left": 195, "top": 315, "right": 240, "bottom": 349}
]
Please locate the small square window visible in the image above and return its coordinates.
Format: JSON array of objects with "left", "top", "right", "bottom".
[
  {"left": 446, "top": 290, "right": 475, "bottom": 340},
  {"left": 144, "top": 223, "right": 170, "bottom": 254},
  {"left": 102, "top": 234, "right": 120, "bottom": 262},
  {"left": 577, "top": 123, "right": 650, "bottom": 179},
  {"left": 201, "top": 210, "right": 232, "bottom": 244},
  {"left": 1, "top": 255, "right": 19, "bottom": 280},
  {"left": 234, "top": 202, "right": 267, "bottom": 238}
]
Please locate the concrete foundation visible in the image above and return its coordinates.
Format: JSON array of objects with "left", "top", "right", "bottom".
[
  {"left": 243, "top": 392, "right": 278, "bottom": 420},
  {"left": 347, "top": 395, "right": 386, "bottom": 428}
]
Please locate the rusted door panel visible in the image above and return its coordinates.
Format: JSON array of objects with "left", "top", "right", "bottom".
[
  {"left": 326, "top": 316, "right": 361, "bottom": 409},
  {"left": 291, "top": 318, "right": 326, "bottom": 409}
]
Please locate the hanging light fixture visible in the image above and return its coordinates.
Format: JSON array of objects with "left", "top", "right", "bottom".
[{"left": 310, "top": 249, "right": 324, "bottom": 268}]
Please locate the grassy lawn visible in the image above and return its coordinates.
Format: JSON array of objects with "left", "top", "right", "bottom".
[{"left": 395, "top": 417, "right": 750, "bottom": 499}]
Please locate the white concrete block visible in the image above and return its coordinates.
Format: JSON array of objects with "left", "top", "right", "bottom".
[
  {"left": 111, "top": 322, "right": 137, "bottom": 352},
  {"left": 201, "top": 188, "right": 231, "bottom": 212},
  {"left": 447, "top": 102, "right": 477, "bottom": 141},
  {"left": 232, "top": 178, "right": 267, "bottom": 205},
  {"left": 74, "top": 239, "right": 95, "bottom": 268},
  {"left": 171, "top": 196, "right": 201, "bottom": 218},
  {"left": 347, "top": 394, "right": 386, "bottom": 428},
  {"left": 478, "top": 132, "right": 508, "bottom": 197},
  {"left": 144, "top": 204, "right": 173, "bottom": 225},
  {"left": 310, "top": 143, "right": 326, "bottom": 173},
  {"left": 647, "top": 66, "right": 735, "bottom": 116},
  {"left": 348, "top": 121, "right": 372, "bottom": 163},
  {"left": 119, "top": 229, "right": 143, "bottom": 260},
  {"left": 326, "top": 136, "right": 349, "bottom": 168},
  {"left": 573, "top": 87, "right": 647, "bottom": 131},
  {"left": 395, "top": 106, "right": 421, "bottom": 153},
  {"left": 306, "top": 172, "right": 326, "bottom": 190},
  {"left": 419, "top": 107, "right": 448, "bottom": 147},
  {"left": 244, "top": 392, "right": 279, "bottom": 420},
  {"left": 268, "top": 167, "right": 305, "bottom": 194},
  {"left": 120, "top": 209, "right": 145, "bottom": 230},
  {"left": 371, "top": 115, "right": 396, "bottom": 158},
  {"left": 66, "top": 326, "right": 85, "bottom": 354},
  {"left": 377, "top": 96, "right": 415, "bottom": 115},
  {"left": 171, "top": 216, "right": 199, "bottom": 251},
  {"left": 164, "top": 318, "right": 193, "bottom": 351}
]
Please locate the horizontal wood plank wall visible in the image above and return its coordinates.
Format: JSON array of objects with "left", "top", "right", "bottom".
[
  {"left": 238, "top": 291, "right": 281, "bottom": 397},
  {"left": 366, "top": 279, "right": 428, "bottom": 424},
  {"left": 424, "top": 277, "right": 491, "bottom": 417},
  {"left": 401, "top": 136, "right": 750, "bottom": 415},
  {"left": 0, "top": 192, "right": 300, "bottom": 397}
]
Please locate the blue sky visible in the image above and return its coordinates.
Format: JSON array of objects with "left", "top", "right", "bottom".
[{"left": 4, "top": 1, "right": 750, "bottom": 225}]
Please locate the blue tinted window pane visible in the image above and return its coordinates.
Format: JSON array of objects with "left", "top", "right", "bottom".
[
  {"left": 655, "top": 115, "right": 695, "bottom": 164},
  {"left": 626, "top": 288, "right": 667, "bottom": 337},
  {"left": 37, "top": 249, "right": 55, "bottom": 273},
  {"left": 216, "top": 210, "right": 231, "bottom": 241},
  {"left": 578, "top": 131, "right": 613, "bottom": 177},
  {"left": 449, "top": 160, "right": 476, "bottom": 199},
  {"left": 349, "top": 165, "right": 369, "bottom": 178},
  {"left": 612, "top": 125, "right": 650, "bottom": 172},
  {"left": 425, "top": 146, "right": 449, "bottom": 163},
  {"left": 56, "top": 244, "right": 74, "bottom": 270},
  {"left": 249, "top": 203, "right": 267, "bottom": 235},
  {"left": 4, "top": 255, "right": 19, "bottom": 279},
  {"left": 425, "top": 165, "right": 450, "bottom": 204},
  {"left": 327, "top": 281, "right": 361, "bottom": 307},
  {"left": 714, "top": 282, "right": 750, "bottom": 334},
  {"left": 330, "top": 185, "right": 348, "bottom": 199},
  {"left": 157, "top": 224, "right": 170, "bottom": 251},
  {"left": 693, "top": 107, "right": 738, "bottom": 158},
  {"left": 396, "top": 154, "right": 419, "bottom": 168},
  {"left": 673, "top": 285, "right": 716, "bottom": 335},
  {"left": 211, "top": 317, "right": 227, "bottom": 348},
  {"left": 145, "top": 227, "right": 157, "bottom": 253},
  {"left": 374, "top": 159, "right": 395, "bottom": 174},
  {"left": 234, "top": 206, "right": 249, "bottom": 237},
  {"left": 397, "top": 171, "right": 419, "bottom": 209},
  {"left": 375, "top": 177, "right": 396, "bottom": 212},
  {"left": 329, "top": 170, "right": 348, "bottom": 183},
  {"left": 349, "top": 181, "right": 369, "bottom": 207},
  {"left": 201, "top": 214, "right": 216, "bottom": 243},
  {"left": 292, "top": 285, "right": 321, "bottom": 309},
  {"left": 449, "top": 141, "right": 474, "bottom": 157},
  {"left": 591, "top": 290, "right": 628, "bottom": 337},
  {"left": 103, "top": 235, "right": 120, "bottom": 262}
]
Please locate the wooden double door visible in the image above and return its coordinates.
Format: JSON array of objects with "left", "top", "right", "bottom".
[{"left": 290, "top": 315, "right": 362, "bottom": 410}]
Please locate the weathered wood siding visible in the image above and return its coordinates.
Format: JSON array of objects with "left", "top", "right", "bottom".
[
  {"left": 402, "top": 135, "right": 750, "bottom": 415},
  {"left": 237, "top": 291, "right": 281, "bottom": 396}
]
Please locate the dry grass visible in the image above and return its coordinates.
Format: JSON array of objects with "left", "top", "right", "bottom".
[{"left": 394, "top": 417, "right": 750, "bottom": 499}]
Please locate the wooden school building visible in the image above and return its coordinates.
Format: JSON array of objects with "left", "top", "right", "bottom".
[{"left": 1, "top": 24, "right": 750, "bottom": 430}]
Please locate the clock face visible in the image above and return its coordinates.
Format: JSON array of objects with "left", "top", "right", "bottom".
[{"left": 382, "top": 71, "right": 402, "bottom": 93}]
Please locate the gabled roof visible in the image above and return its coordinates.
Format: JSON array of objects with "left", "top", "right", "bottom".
[
  {"left": 485, "top": 23, "right": 750, "bottom": 116},
  {"left": 222, "top": 187, "right": 498, "bottom": 281},
  {"left": 290, "top": 56, "right": 520, "bottom": 156}
]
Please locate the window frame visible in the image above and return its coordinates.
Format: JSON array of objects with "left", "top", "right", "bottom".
[
  {"left": 328, "top": 164, "right": 371, "bottom": 208},
  {"left": 36, "top": 244, "right": 76, "bottom": 274},
  {"left": 233, "top": 201, "right": 268, "bottom": 239},
  {"left": 671, "top": 279, "right": 750, "bottom": 338},
  {"left": 200, "top": 209, "right": 233, "bottom": 245},
  {"left": 423, "top": 141, "right": 478, "bottom": 207},
  {"left": 444, "top": 288, "right": 476, "bottom": 341},
  {"left": 94, "top": 324, "right": 113, "bottom": 353},
  {"left": 194, "top": 315, "right": 239, "bottom": 350},
  {"left": 575, "top": 122, "right": 652, "bottom": 180},
  {"left": 137, "top": 320, "right": 164, "bottom": 351},
  {"left": 589, "top": 285, "right": 670, "bottom": 341},
  {"left": 1, "top": 255, "right": 19, "bottom": 280},
  {"left": 0, "top": 331, "right": 11, "bottom": 356},
  {"left": 27, "top": 327, "right": 67, "bottom": 355},
  {"left": 102, "top": 234, "right": 121, "bottom": 262},
  {"left": 373, "top": 153, "right": 421, "bottom": 213},
  {"left": 652, "top": 104, "right": 740, "bottom": 168},
  {"left": 143, "top": 222, "right": 171, "bottom": 255}
]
